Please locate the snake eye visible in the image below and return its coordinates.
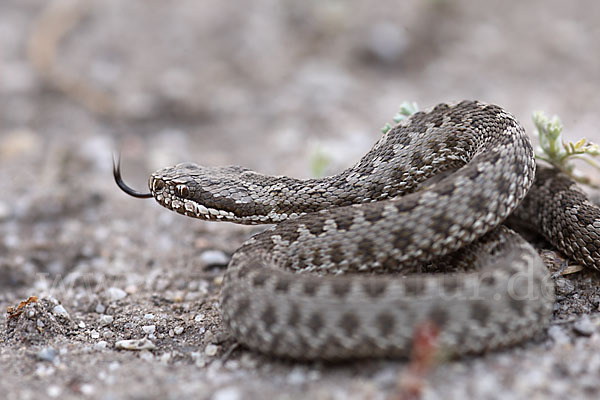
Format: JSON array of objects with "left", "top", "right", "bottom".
[
  {"left": 176, "top": 184, "right": 190, "bottom": 199},
  {"left": 152, "top": 179, "right": 165, "bottom": 192}
]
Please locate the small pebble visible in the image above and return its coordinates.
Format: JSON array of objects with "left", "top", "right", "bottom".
[
  {"left": 115, "top": 338, "right": 156, "bottom": 351},
  {"left": 200, "top": 250, "right": 230, "bottom": 266},
  {"left": 307, "top": 369, "right": 322, "bottom": 381},
  {"left": 80, "top": 384, "right": 95, "bottom": 396},
  {"left": 103, "top": 330, "right": 115, "bottom": 340},
  {"left": 205, "top": 344, "right": 219, "bottom": 356},
  {"left": 52, "top": 304, "right": 69, "bottom": 318},
  {"left": 4, "top": 234, "right": 20, "bottom": 248},
  {"left": 106, "top": 287, "right": 127, "bottom": 301},
  {"left": 212, "top": 387, "right": 242, "bottom": 400},
  {"left": 155, "top": 279, "right": 170, "bottom": 292},
  {"left": 548, "top": 325, "right": 570, "bottom": 345},
  {"left": 78, "top": 321, "right": 86, "bottom": 329},
  {"left": 555, "top": 278, "right": 575, "bottom": 295},
  {"left": 213, "top": 275, "right": 224, "bottom": 286},
  {"left": 37, "top": 347, "right": 58, "bottom": 362},
  {"left": 90, "top": 330, "right": 100, "bottom": 339},
  {"left": 95, "top": 304, "right": 106, "bottom": 313},
  {"left": 125, "top": 285, "right": 138, "bottom": 294},
  {"left": 190, "top": 351, "right": 207, "bottom": 367},
  {"left": 287, "top": 367, "right": 308, "bottom": 385},
  {"left": 94, "top": 341, "right": 108, "bottom": 350},
  {"left": 195, "top": 313, "right": 205, "bottom": 322},
  {"left": 99, "top": 315, "right": 114, "bottom": 325},
  {"left": 142, "top": 325, "right": 156, "bottom": 335},
  {"left": 573, "top": 315, "right": 595, "bottom": 337},
  {"left": 195, "top": 358, "right": 207, "bottom": 368},
  {"left": 174, "top": 326, "right": 184, "bottom": 335},
  {"left": 47, "top": 385, "right": 62, "bottom": 398},
  {"left": 160, "top": 352, "right": 172, "bottom": 364},
  {"left": 144, "top": 313, "right": 155, "bottom": 320},
  {"left": 35, "top": 364, "right": 55, "bottom": 377}
]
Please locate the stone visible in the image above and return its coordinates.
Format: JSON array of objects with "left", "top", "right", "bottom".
[
  {"left": 115, "top": 338, "right": 156, "bottom": 351},
  {"left": 573, "top": 315, "right": 596, "bottom": 337},
  {"left": 106, "top": 287, "right": 127, "bottom": 301},
  {"left": 37, "top": 347, "right": 58, "bottom": 362}
]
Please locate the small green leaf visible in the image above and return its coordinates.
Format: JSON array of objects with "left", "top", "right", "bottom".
[
  {"left": 309, "top": 148, "right": 332, "bottom": 178},
  {"left": 383, "top": 101, "right": 419, "bottom": 134},
  {"left": 533, "top": 110, "right": 600, "bottom": 188},
  {"left": 395, "top": 102, "right": 419, "bottom": 121}
]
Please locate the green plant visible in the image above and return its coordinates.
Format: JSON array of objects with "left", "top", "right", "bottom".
[
  {"left": 382, "top": 101, "right": 419, "bottom": 134},
  {"left": 310, "top": 148, "right": 333, "bottom": 178},
  {"left": 533, "top": 111, "right": 600, "bottom": 188}
]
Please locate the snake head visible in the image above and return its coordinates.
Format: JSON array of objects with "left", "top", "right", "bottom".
[
  {"left": 115, "top": 157, "right": 283, "bottom": 224},
  {"left": 148, "top": 163, "right": 270, "bottom": 223}
]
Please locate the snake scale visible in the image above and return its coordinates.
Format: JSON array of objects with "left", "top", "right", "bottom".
[{"left": 115, "top": 100, "right": 600, "bottom": 360}]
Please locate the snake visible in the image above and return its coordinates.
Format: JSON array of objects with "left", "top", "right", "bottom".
[{"left": 114, "top": 100, "right": 600, "bottom": 360}]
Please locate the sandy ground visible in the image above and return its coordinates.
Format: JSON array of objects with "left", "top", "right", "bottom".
[{"left": 1, "top": 0, "right": 600, "bottom": 399}]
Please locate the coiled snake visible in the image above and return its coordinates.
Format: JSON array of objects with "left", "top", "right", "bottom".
[{"left": 115, "top": 100, "right": 600, "bottom": 359}]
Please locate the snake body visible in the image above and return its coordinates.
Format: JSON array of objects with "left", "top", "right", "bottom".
[{"left": 126, "top": 101, "right": 600, "bottom": 359}]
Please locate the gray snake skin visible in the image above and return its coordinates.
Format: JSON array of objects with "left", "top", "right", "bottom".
[{"left": 117, "top": 100, "right": 600, "bottom": 359}]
